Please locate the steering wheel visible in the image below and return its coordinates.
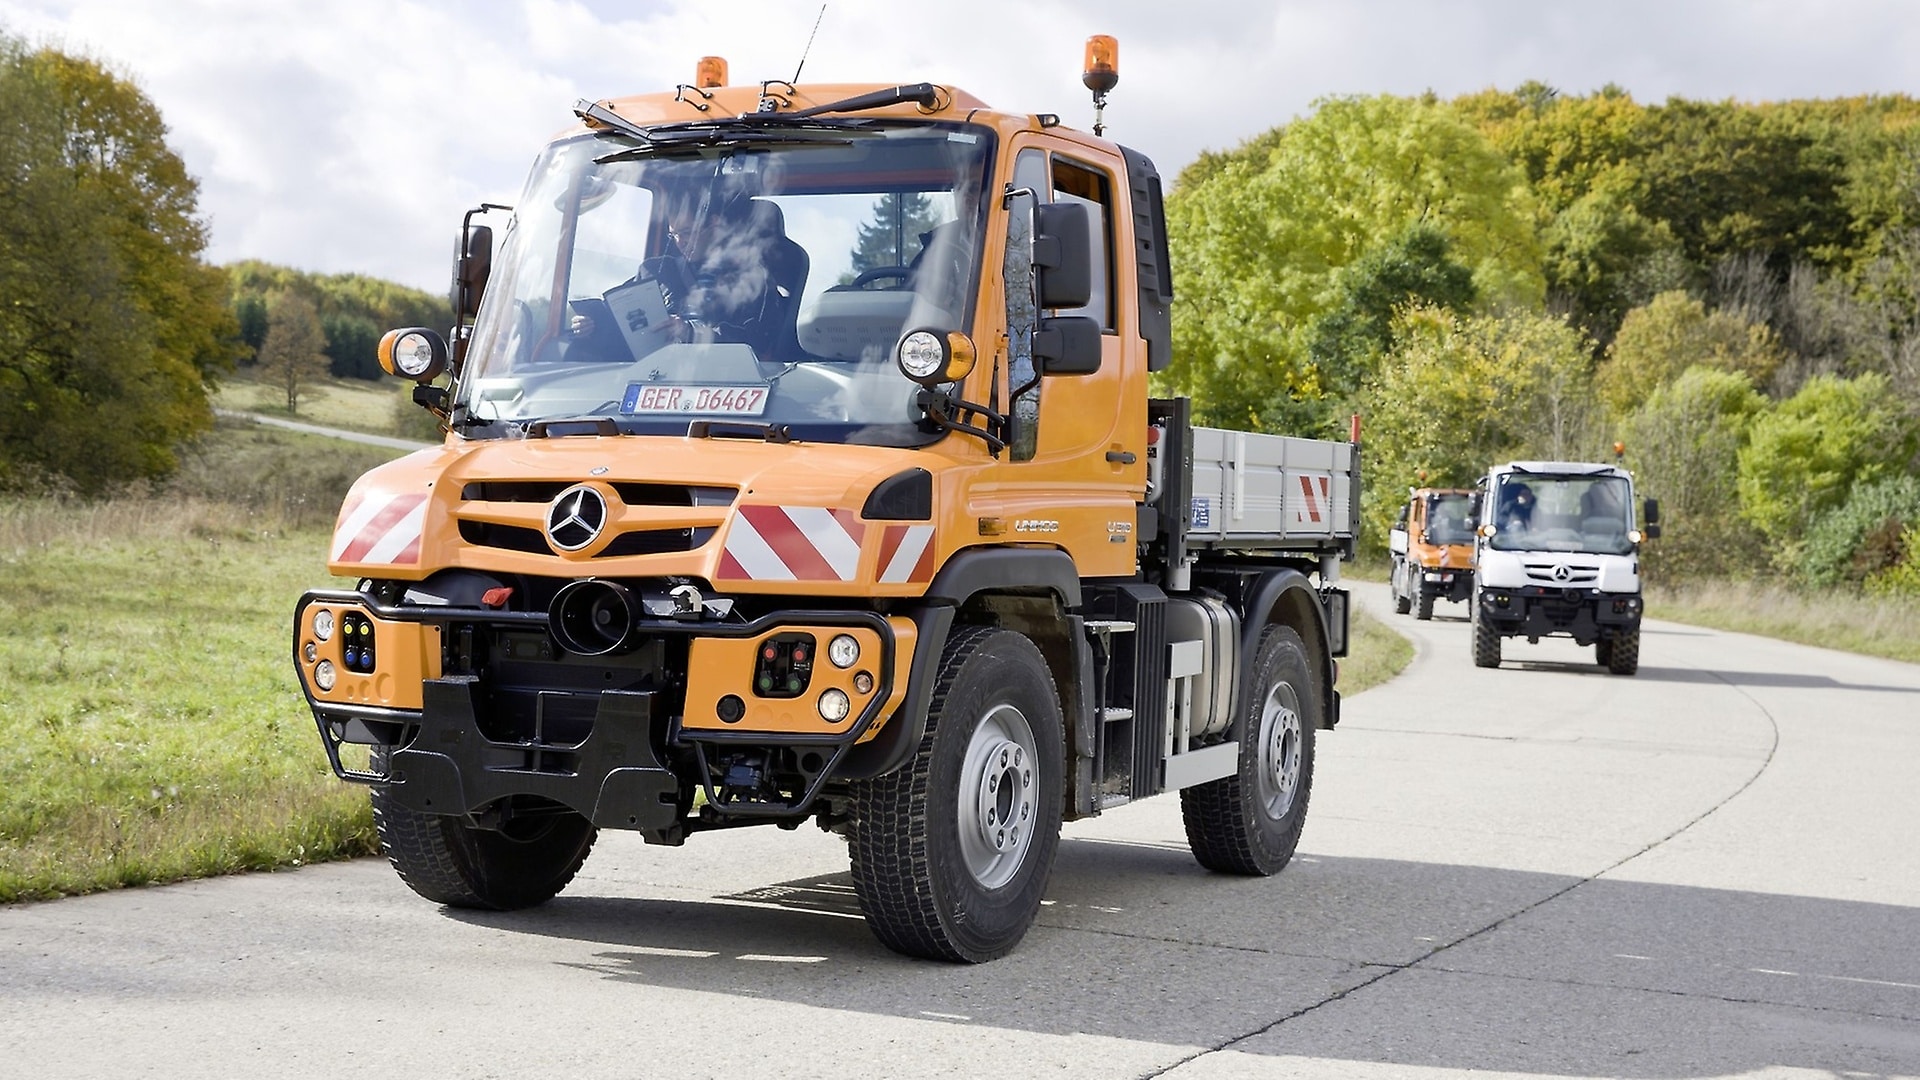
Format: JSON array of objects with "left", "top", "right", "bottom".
[{"left": 848, "top": 266, "right": 914, "bottom": 290}]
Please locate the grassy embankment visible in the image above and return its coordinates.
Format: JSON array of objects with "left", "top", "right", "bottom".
[
  {"left": 1646, "top": 579, "right": 1920, "bottom": 665},
  {"left": 1, "top": 404, "right": 1416, "bottom": 903},
  {"left": 213, "top": 367, "right": 436, "bottom": 440},
  {"left": 0, "top": 421, "right": 401, "bottom": 902}
]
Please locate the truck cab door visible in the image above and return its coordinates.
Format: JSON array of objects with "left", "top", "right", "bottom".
[{"left": 978, "top": 137, "right": 1144, "bottom": 579}]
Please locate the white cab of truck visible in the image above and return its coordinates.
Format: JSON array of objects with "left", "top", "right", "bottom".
[{"left": 1471, "top": 461, "right": 1661, "bottom": 675}]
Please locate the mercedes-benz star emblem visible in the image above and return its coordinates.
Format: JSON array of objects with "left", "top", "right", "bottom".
[
  {"left": 546, "top": 484, "right": 608, "bottom": 552},
  {"left": 1551, "top": 564, "right": 1573, "bottom": 582}
]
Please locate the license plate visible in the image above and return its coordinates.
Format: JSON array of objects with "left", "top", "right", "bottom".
[{"left": 622, "top": 382, "right": 770, "bottom": 417}]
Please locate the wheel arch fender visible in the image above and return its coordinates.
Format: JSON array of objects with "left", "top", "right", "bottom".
[
  {"left": 837, "top": 547, "right": 1080, "bottom": 781},
  {"left": 1234, "top": 568, "right": 1336, "bottom": 731}
]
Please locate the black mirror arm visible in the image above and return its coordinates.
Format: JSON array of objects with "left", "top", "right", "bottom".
[{"left": 916, "top": 388, "right": 1007, "bottom": 455}]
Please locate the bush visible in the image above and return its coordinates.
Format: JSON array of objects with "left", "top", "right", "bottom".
[{"left": 1801, "top": 474, "right": 1920, "bottom": 586}]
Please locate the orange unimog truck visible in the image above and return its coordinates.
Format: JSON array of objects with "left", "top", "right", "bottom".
[
  {"left": 292, "top": 43, "right": 1357, "bottom": 962},
  {"left": 1387, "top": 487, "right": 1477, "bottom": 620}
]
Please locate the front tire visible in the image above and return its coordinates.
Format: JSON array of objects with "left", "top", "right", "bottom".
[
  {"left": 847, "top": 625, "right": 1064, "bottom": 962},
  {"left": 1472, "top": 598, "right": 1502, "bottom": 668},
  {"left": 1416, "top": 589, "right": 1435, "bottom": 621},
  {"left": 1606, "top": 629, "right": 1640, "bottom": 676},
  {"left": 372, "top": 790, "right": 597, "bottom": 910},
  {"left": 1391, "top": 559, "right": 1412, "bottom": 615},
  {"left": 1182, "top": 625, "right": 1318, "bottom": 875}
]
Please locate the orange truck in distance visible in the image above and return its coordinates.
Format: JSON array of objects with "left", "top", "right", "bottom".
[
  {"left": 1387, "top": 487, "right": 1477, "bottom": 620},
  {"left": 292, "top": 43, "right": 1358, "bottom": 962}
]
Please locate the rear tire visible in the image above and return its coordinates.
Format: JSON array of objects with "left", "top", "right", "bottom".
[
  {"left": 847, "top": 625, "right": 1064, "bottom": 962},
  {"left": 1182, "top": 625, "right": 1318, "bottom": 875},
  {"left": 1392, "top": 561, "right": 1412, "bottom": 615},
  {"left": 1606, "top": 629, "right": 1640, "bottom": 676},
  {"left": 1472, "top": 599, "right": 1502, "bottom": 669},
  {"left": 372, "top": 789, "right": 596, "bottom": 910}
]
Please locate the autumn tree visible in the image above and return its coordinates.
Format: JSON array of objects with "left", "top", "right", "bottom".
[
  {"left": 0, "top": 35, "right": 236, "bottom": 493},
  {"left": 1595, "top": 291, "right": 1782, "bottom": 417},
  {"left": 1620, "top": 367, "right": 1768, "bottom": 576},
  {"left": 1736, "top": 372, "right": 1917, "bottom": 549},
  {"left": 261, "top": 291, "right": 328, "bottom": 413}
]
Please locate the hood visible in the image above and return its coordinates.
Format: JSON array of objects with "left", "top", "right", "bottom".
[{"left": 327, "top": 435, "right": 943, "bottom": 594}]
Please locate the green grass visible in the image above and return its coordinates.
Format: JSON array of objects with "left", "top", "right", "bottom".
[
  {"left": 1649, "top": 578, "right": 1920, "bottom": 665},
  {"left": 212, "top": 366, "right": 439, "bottom": 441},
  {"left": 0, "top": 422, "right": 408, "bottom": 902},
  {"left": 1340, "top": 604, "right": 1413, "bottom": 696}
]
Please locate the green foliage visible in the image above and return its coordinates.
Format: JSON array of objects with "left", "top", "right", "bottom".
[
  {"left": 1620, "top": 366, "right": 1768, "bottom": 577},
  {"left": 1865, "top": 527, "right": 1920, "bottom": 596},
  {"left": 1736, "top": 372, "right": 1917, "bottom": 547},
  {"left": 1801, "top": 474, "right": 1920, "bottom": 587},
  {"left": 1636, "top": 99, "right": 1854, "bottom": 274},
  {"left": 0, "top": 35, "right": 239, "bottom": 494},
  {"left": 226, "top": 260, "right": 451, "bottom": 381},
  {"left": 1162, "top": 94, "right": 1543, "bottom": 433},
  {"left": 1596, "top": 291, "right": 1782, "bottom": 417},
  {"left": 1306, "top": 222, "right": 1477, "bottom": 403},
  {"left": 320, "top": 312, "right": 383, "bottom": 380},
  {"left": 1356, "top": 305, "right": 1593, "bottom": 545}
]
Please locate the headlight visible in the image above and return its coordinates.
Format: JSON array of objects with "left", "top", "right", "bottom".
[
  {"left": 818, "top": 688, "right": 851, "bottom": 722},
  {"left": 314, "top": 660, "right": 337, "bottom": 692},
  {"left": 828, "top": 634, "right": 860, "bottom": 668},
  {"left": 312, "top": 608, "right": 335, "bottom": 642},
  {"left": 897, "top": 330, "right": 945, "bottom": 379}
]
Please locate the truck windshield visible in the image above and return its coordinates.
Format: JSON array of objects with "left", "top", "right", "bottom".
[
  {"left": 1425, "top": 493, "right": 1475, "bottom": 545},
  {"left": 454, "top": 121, "right": 994, "bottom": 444},
  {"left": 1490, "top": 475, "right": 1633, "bottom": 555}
]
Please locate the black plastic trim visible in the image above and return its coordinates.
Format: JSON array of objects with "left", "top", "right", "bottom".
[
  {"left": 861, "top": 467, "right": 933, "bottom": 520},
  {"left": 924, "top": 546, "right": 1082, "bottom": 608}
]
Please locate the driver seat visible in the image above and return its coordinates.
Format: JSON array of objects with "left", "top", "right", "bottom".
[{"left": 699, "top": 196, "right": 809, "bottom": 360}]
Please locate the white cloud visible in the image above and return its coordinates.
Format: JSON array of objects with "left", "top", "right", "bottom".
[{"left": 4, "top": 0, "right": 1919, "bottom": 293}]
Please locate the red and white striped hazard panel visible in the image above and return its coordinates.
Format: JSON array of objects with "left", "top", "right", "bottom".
[
  {"left": 875, "top": 524, "right": 936, "bottom": 584},
  {"left": 720, "top": 506, "right": 868, "bottom": 582},
  {"left": 1294, "top": 474, "right": 1332, "bottom": 525},
  {"left": 331, "top": 490, "right": 429, "bottom": 565}
]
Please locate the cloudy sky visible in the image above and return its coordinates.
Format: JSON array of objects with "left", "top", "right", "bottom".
[{"left": 5, "top": 0, "right": 1920, "bottom": 294}]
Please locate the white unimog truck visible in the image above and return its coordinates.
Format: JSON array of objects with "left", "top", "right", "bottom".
[{"left": 1471, "top": 461, "right": 1660, "bottom": 675}]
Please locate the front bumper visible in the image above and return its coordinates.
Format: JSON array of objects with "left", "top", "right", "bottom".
[
  {"left": 1476, "top": 585, "right": 1642, "bottom": 645},
  {"left": 293, "top": 590, "right": 909, "bottom": 835},
  {"left": 1418, "top": 568, "right": 1474, "bottom": 604}
]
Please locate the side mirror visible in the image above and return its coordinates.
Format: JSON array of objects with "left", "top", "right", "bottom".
[
  {"left": 1032, "top": 315, "right": 1101, "bottom": 375},
  {"left": 451, "top": 223, "right": 493, "bottom": 320},
  {"left": 1032, "top": 202, "right": 1092, "bottom": 310},
  {"left": 1643, "top": 498, "right": 1662, "bottom": 539}
]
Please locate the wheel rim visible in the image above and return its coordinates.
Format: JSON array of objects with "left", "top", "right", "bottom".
[
  {"left": 958, "top": 702, "right": 1040, "bottom": 890},
  {"left": 1254, "top": 681, "right": 1303, "bottom": 820}
]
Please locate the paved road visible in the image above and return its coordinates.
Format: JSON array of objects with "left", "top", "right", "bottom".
[
  {"left": 215, "top": 408, "right": 434, "bottom": 452},
  {"left": 5, "top": 584, "right": 1917, "bottom": 1078}
]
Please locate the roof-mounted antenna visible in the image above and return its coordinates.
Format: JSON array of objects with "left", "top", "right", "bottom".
[
  {"left": 792, "top": 4, "right": 827, "bottom": 84},
  {"left": 1082, "top": 35, "right": 1119, "bottom": 138}
]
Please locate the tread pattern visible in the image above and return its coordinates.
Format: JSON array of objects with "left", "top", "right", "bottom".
[
  {"left": 372, "top": 787, "right": 595, "bottom": 910},
  {"left": 1606, "top": 629, "right": 1641, "bottom": 676},
  {"left": 1416, "top": 590, "right": 1435, "bottom": 621},
  {"left": 846, "top": 625, "right": 1061, "bottom": 962},
  {"left": 1181, "top": 625, "right": 1316, "bottom": 876},
  {"left": 1472, "top": 603, "right": 1502, "bottom": 668}
]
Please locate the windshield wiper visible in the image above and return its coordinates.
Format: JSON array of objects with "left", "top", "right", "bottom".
[{"left": 781, "top": 82, "right": 941, "bottom": 119}]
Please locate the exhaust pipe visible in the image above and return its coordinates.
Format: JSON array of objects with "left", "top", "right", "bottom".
[{"left": 549, "top": 580, "right": 640, "bottom": 656}]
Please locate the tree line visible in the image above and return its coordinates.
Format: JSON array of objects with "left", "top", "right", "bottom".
[
  {"left": 1161, "top": 85, "right": 1920, "bottom": 592},
  {"left": 0, "top": 32, "right": 451, "bottom": 494}
]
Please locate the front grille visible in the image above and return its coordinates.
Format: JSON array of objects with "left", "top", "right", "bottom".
[
  {"left": 1522, "top": 561, "right": 1598, "bottom": 586},
  {"left": 458, "top": 481, "right": 736, "bottom": 558}
]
